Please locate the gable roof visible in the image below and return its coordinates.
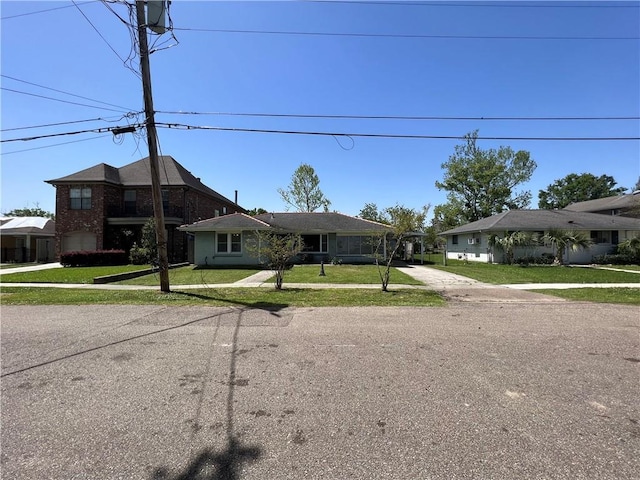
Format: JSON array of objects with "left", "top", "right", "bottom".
[
  {"left": 179, "top": 213, "right": 271, "bottom": 232},
  {"left": 46, "top": 155, "right": 243, "bottom": 209},
  {"left": 564, "top": 192, "right": 640, "bottom": 213},
  {"left": 440, "top": 209, "right": 640, "bottom": 235},
  {"left": 179, "top": 212, "right": 392, "bottom": 234}
]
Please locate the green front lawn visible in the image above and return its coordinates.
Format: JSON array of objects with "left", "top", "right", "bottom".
[
  {"left": 0, "top": 265, "right": 149, "bottom": 284},
  {"left": 280, "top": 264, "right": 423, "bottom": 285},
  {"left": 116, "top": 266, "right": 261, "bottom": 285},
  {"left": 431, "top": 261, "right": 640, "bottom": 284},
  {"left": 0, "top": 287, "right": 444, "bottom": 307},
  {"left": 533, "top": 288, "right": 640, "bottom": 305}
]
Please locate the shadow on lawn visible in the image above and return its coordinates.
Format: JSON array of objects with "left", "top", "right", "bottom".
[{"left": 169, "top": 290, "right": 289, "bottom": 311}]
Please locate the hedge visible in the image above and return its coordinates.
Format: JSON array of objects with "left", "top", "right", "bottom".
[{"left": 60, "top": 250, "right": 128, "bottom": 267}]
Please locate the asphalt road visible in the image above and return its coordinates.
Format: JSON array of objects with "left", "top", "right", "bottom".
[{"left": 1, "top": 303, "right": 639, "bottom": 479}]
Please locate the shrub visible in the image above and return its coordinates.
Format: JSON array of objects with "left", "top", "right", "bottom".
[
  {"left": 592, "top": 254, "right": 640, "bottom": 266},
  {"left": 61, "top": 250, "right": 128, "bottom": 267},
  {"left": 129, "top": 243, "right": 153, "bottom": 265}
]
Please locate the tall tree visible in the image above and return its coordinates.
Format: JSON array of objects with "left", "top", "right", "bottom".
[
  {"left": 358, "top": 203, "right": 387, "bottom": 224},
  {"left": 431, "top": 201, "right": 466, "bottom": 233},
  {"left": 435, "top": 131, "right": 536, "bottom": 223},
  {"left": 278, "top": 164, "right": 331, "bottom": 212},
  {"left": 538, "top": 173, "right": 627, "bottom": 209},
  {"left": 3, "top": 204, "right": 54, "bottom": 220}
]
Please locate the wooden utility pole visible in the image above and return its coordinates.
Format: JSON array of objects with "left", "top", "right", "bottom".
[{"left": 135, "top": 0, "right": 170, "bottom": 292}]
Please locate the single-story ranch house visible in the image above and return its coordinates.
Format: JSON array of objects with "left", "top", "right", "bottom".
[
  {"left": 440, "top": 209, "right": 640, "bottom": 264},
  {"left": 178, "top": 212, "right": 392, "bottom": 266}
]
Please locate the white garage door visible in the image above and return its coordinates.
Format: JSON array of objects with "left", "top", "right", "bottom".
[{"left": 63, "top": 232, "right": 97, "bottom": 252}]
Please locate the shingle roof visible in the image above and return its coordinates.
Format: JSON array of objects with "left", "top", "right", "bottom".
[
  {"left": 254, "top": 212, "right": 391, "bottom": 233},
  {"left": 564, "top": 192, "right": 640, "bottom": 212},
  {"left": 46, "top": 156, "right": 242, "bottom": 209},
  {"left": 179, "top": 213, "right": 271, "bottom": 231},
  {"left": 440, "top": 209, "right": 640, "bottom": 235},
  {"left": 179, "top": 212, "right": 392, "bottom": 234}
]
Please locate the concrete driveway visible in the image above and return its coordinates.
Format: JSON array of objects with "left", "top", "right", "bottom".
[{"left": 2, "top": 303, "right": 638, "bottom": 479}]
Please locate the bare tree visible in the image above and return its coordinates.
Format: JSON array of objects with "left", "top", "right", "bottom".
[{"left": 246, "top": 231, "right": 304, "bottom": 290}]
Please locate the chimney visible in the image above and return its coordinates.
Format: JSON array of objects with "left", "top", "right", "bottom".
[{"left": 235, "top": 190, "right": 238, "bottom": 204}]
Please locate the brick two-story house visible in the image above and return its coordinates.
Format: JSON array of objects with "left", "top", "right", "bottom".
[{"left": 46, "top": 155, "right": 245, "bottom": 262}]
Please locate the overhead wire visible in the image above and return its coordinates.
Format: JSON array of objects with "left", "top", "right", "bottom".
[
  {"left": 0, "top": 1, "right": 97, "bottom": 20},
  {"left": 171, "top": 26, "right": 638, "bottom": 41},
  {"left": 154, "top": 122, "right": 639, "bottom": 141},
  {"left": 0, "top": 115, "right": 131, "bottom": 133},
  {"left": 0, "top": 87, "right": 135, "bottom": 114},
  {"left": 1, "top": 124, "right": 145, "bottom": 143},
  {"left": 0, "top": 74, "right": 136, "bottom": 112},
  {"left": 155, "top": 110, "right": 640, "bottom": 122},
  {"left": 0, "top": 134, "right": 112, "bottom": 156},
  {"left": 304, "top": 1, "right": 640, "bottom": 8},
  {"left": 71, "top": 0, "right": 141, "bottom": 79}
]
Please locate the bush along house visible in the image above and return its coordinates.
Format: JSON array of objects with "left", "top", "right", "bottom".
[{"left": 46, "top": 155, "right": 245, "bottom": 262}]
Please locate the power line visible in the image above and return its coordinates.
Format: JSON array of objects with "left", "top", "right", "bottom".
[
  {"left": 1, "top": 124, "right": 144, "bottom": 143},
  {"left": 1, "top": 74, "right": 136, "bottom": 112},
  {"left": 0, "top": 116, "right": 129, "bottom": 133},
  {"left": 0, "top": 1, "right": 97, "bottom": 20},
  {"left": 305, "top": 1, "right": 640, "bottom": 8},
  {"left": 171, "top": 26, "right": 638, "bottom": 41},
  {"left": 155, "top": 122, "right": 640, "bottom": 141},
  {"left": 156, "top": 110, "right": 640, "bottom": 122},
  {"left": 1, "top": 87, "right": 133, "bottom": 114},
  {"left": 0, "top": 134, "right": 112, "bottom": 157},
  {"left": 71, "top": 0, "right": 141, "bottom": 79}
]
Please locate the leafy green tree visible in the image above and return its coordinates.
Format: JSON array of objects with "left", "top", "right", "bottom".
[
  {"left": 431, "top": 201, "right": 466, "bottom": 233},
  {"left": 3, "top": 204, "right": 54, "bottom": 220},
  {"left": 246, "top": 232, "right": 304, "bottom": 290},
  {"left": 247, "top": 207, "right": 268, "bottom": 216},
  {"left": 278, "top": 163, "right": 331, "bottom": 212},
  {"left": 374, "top": 204, "right": 429, "bottom": 292},
  {"left": 435, "top": 131, "right": 536, "bottom": 223},
  {"left": 542, "top": 229, "right": 593, "bottom": 265},
  {"left": 538, "top": 173, "right": 626, "bottom": 209},
  {"left": 632, "top": 177, "right": 640, "bottom": 192},
  {"left": 358, "top": 203, "right": 387, "bottom": 224}
]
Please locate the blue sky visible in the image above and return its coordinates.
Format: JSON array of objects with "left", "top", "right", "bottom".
[{"left": 1, "top": 1, "right": 639, "bottom": 221}]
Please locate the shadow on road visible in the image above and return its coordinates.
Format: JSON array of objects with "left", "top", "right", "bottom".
[{"left": 150, "top": 311, "right": 263, "bottom": 480}]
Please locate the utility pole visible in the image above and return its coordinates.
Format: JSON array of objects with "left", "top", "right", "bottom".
[{"left": 135, "top": 0, "right": 170, "bottom": 292}]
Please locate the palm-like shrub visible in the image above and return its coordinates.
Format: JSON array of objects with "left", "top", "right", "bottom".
[
  {"left": 542, "top": 229, "right": 593, "bottom": 265},
  {"left": 617, "top": 235, "right": 640, "bottom": 263},
  {"left": 488, "top": 231, "right": 538, "bottom": 264}
]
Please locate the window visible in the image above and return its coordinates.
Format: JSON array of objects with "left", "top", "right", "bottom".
[
  {"left": 452, "top": 235, "right": 458, "bottom": 245},
  {"left": 217, "top": 232, "right": 242, "bottom": 253},
  {"left": 590, "top": 231, "right": 611, "bottom": 244},
  {"left": 336, "top": 235, "right": 377, "bottom": 255},
  {"left": 302, "top": 234, "right": 328, "bottom": 252},
  {"left": 124, "top": 190, "right": 136, "bottom": 214},
  {"left": 70, "top": 187, "right": 91, "bottom": 210},
  {"left": 161, "top": 190, "right": 169, "bottom": 213}
]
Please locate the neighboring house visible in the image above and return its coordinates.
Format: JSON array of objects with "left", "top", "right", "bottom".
[
  {"left": 440, "top": 209, "right": 640, "bottom": 264},
  {"left": 178, "top": 212, "right": 392, "bottom": 266},
  {"left": 0, "top": 216, "right": 55, "bottom": 263},
  {"left": 564, "top": 190, "right": 640, "bottom": 218},
  {"left": 46, "top": 155, "right": 245, "bottom": 262}
]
